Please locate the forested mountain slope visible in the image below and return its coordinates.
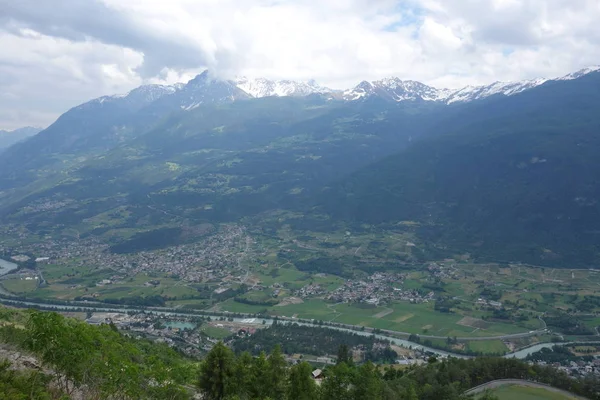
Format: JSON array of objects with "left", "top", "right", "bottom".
[
  {"left": 0, "top": 96, "right": 445, "bottom": 237},
  {"left": 322, "top": 72, "right": 600, "bottom": 266}
]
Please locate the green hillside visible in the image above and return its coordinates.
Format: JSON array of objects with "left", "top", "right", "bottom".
[
  {"left": 324, "top": 72, "right": 600, "bottom": 266},
  {"left": 0, "top": 96, "right": 441, "bottom": 247}
]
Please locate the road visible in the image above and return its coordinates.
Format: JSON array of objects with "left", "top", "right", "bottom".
[{"left": 464, "top": 379, "right": 587, "bottom": 399}]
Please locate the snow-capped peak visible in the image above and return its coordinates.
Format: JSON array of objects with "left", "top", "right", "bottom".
[
  {"left": 78, "top": 64, "right": 600, "bottom": 113},
  {"left": 557, "top": 65, "right": 600, "bottom": 81},
  {"left": 343, "top": 65, "right": 600, "bottom": 105},
  {"left": 235, "top": 77, "right": 331, "bottom": 98},
  {"left": 343, "top": 77, "right": 442, "bottom": 102},
  {"left": 90, "top": 83, "right": 182, "bottom": 107},
  {"left": 441, "top": 78, "right": 550, "bottom": 104}
]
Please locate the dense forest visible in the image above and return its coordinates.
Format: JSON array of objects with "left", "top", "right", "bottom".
[
  {"left": 232, "top": 322, "right": 398, "bottom": 363},
  {"left": 201, "top": 341, "right": 600, "bottom": 400}
]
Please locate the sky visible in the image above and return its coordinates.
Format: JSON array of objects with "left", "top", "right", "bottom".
[{"left": 1, "top": 0, "right": 599, "bottom": 130}]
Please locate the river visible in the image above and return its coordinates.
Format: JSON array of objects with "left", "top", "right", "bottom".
[
  {"left": 0, "top": 297, "right": 550, "bottom": 359},
  {"left": 0, "top": 258, "right": 18, "bottom": 276}
]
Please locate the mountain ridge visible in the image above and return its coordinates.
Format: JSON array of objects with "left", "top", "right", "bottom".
[
  {"left": 0, "top": 126, "right": 42, "bottom": 150},
  {"left": 75, "top": 65, "right": 600, "bottom": 112}
]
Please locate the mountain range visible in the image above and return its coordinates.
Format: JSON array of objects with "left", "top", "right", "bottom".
[
  {"left": 1, "top": 66, "right": 600, "bottom": 268},
  {"left": 0, "top": 126, "right": 42, "bottom": 150},
  {"left": 81, "top": 66, "right": 600, "bottom": 109}
]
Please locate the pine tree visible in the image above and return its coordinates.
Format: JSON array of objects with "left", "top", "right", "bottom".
[
  {"left": 198, "top": 342, "right": 235, "bottom": 400},
  {"left": 231, "top": 351, "right": 253, "bottom": 399},
  {"left": 337, "top": 344, "right": 353, "bottom": 366},
  {"left": 405, "top": 384, "right": 418, "bottom": 400},
  {"left": 320, "top": 362, "right": 353, "bottom": 400},
  {"left": 287, "top": 362, "right": 317, "bottom": 400},
  {"left": 351, "top": 361, "right": 382, "bottom": 400},
  {"left": 250, "top": 351, "right": 271, "bottom": 399},
  {"left": 268, "top": 344, "right": 288, "bottom": 399}
]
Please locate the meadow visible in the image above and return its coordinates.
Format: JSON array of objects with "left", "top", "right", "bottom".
[
  {"left": 479, "top": 384, "right": 579, "bottom": 400},
  {"left": 220, "top": 297, "right": 531, "bottom": 339}
]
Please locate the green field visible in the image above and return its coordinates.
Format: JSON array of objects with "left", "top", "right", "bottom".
[
  {"left": 26, "top": 269, "right": 200, "bottom": 301},
  {"left": 200, "top": 324, "right": 232, "bottom": 339},
  {"left": 0, "top": 278, "right": 39, "bottom": 294},
  {"left": 219, "top": 297, "right": 529, "bottom": 340},
  {"left": 249, "top": 265, "right": 343, "bottom": 291},
  {"left": 217, "top": 298, "right": 271, "bottom": 314},
  {"left": 479, "top": 384, "right": 579, "bottom": 400},
  {"left": 466, "top": 340, "right": 508, "bottom": 354}
]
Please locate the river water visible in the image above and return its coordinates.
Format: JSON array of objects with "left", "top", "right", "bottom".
[
  {"left": 0, "top": 258, "right": 18, "bottom": 276},
  {"left": 0, "top": 297, "right": 550, "bottom": 359}
]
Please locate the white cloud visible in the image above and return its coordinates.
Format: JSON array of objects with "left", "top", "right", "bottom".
[{"left": 0, "top": 0, "right": 599, "bottom": 129}]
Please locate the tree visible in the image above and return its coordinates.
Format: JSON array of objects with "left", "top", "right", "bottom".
[
  {"left": 231, "top": 351, "right": 253, "bottom": 399},
  {"left": 337, "top": 344, "right": 353, "bottom": 366},
  {"left": 320, "top": 362, "right": 353, "bottom": 400},
  {"left": 268, "top": 344, "right": 288, "bottom": 399},
  {"left": 288, "top": 362, "right": 317, "bottom": 400},
  {"left": 351, "top": 361, "right": 382, "bottom": 400},
  {"left": 405, "top": 384, "right": 419, "bottom": 400},
  {"left": 198, "top": 342, "right": 235, "bottom": 400},
  {"left": 24, "top": 311, "right": 93, "bottom": 395},
  {"left": 250, "top": 352, "right": 271, "bottom": 400}
]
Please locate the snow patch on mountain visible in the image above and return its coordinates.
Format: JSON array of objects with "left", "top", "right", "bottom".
[
  {"left": 78, "top": 65, "right": 600, "bottom": 114},
  {"left": 343, "top": 78, "right": 446, "bottom": 102},
  {"left": 557, "top": 66, "right": 600, "bottom": 81},
  {"left": 344, "top": 65, "right": 599, "bottom": 105},
  {"left": 236, "top": 77, "right": 331, "bottom": 98},
  {"left": 442, "top": 78, "right": 549, "bottom": 104},
  {"left": 85, "top": 84, "right": 182, "bottom": 109}
]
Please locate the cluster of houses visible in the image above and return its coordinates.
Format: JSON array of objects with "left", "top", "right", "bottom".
[
  {"left": 326, "top": 273, "right": 435, "bottom": 305},
  {"left": 3, "top": 224, "right": 252, "bottom": 284},
  {"left": 532, "top": 358, "right": 600, "bottom": 377}
]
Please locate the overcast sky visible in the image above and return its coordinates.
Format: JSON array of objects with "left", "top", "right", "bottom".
[{"left": 1, "top": 0, "right": 599, "bottom": 130}]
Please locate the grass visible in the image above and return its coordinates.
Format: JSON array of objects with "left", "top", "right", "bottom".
[
  {"left": 0, "top": 278, "right": 39, "bottom": 294},
  {"left": 270, "top": 299, "right": 338, "bottom": 320},
  {"left": 466, "top": 340, "right": 508, "bottom": 354},
  {"left": 479, "top": 384, "right": 578, "bottom": 400},
  {"left": 30, "top": 270, "right": 201, "bottom": 301},
  {"left": 250, "top": 265, "right": 343, "bottom": 291},
  {"left": 218, "top": 295, "right": 531, "bottom": 346},
  {"left": 218, "top": 298, "right": 271, "bottom": 314},
  {"left": 200, "top": 324, "right": 232, "bottom": 339},
  {"left": 251, "top": 266, "right": 307, "bottom": 287},
  {"left": 228, "top": 297, "right": 528, "bottom": 344}
]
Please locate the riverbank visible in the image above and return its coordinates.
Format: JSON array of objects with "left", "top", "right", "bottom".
[{"left": 0, "top": 296, "right": 558, "bottom": 359}]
